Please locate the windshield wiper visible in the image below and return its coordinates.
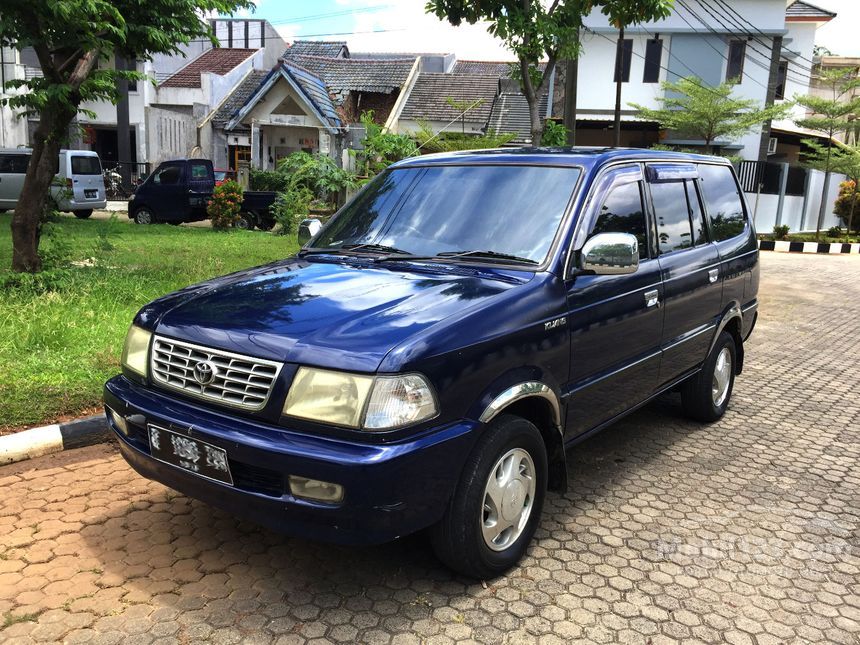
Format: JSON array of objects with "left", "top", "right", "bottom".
[
  {"left": 435, "top": 250, "right": 538, "bottom": 265},
  {"left": 299, "top": 243, "right": 411, "bottom": 258}
]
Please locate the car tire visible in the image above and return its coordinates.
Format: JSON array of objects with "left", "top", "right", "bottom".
[
  {"left": 257, "top": 217, "right": 275, "bottom": 231},
  {"left": 134, "top": 207, "right": 155, "bottom": 225},
  {"left": 73, "top": 210, "right": 93, "bottom": 219},
  {"left": 681, "top": 330, "right": 737, "bottom": 423},
  {"left": 235, "top": 213, "right": 254, "bottom": 230},
  {"left": 430, "top": 414, "right": 547, "bottom": 579}
]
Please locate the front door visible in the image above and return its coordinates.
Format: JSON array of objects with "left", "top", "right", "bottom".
[
  {"left": 564, "top": 164, "right": 664, "bottom": 437},
  {"left": 645, "top": 164, "right": 723, "bottom": 383},
  {"left": 148, "top": 162, "right": 188, "bottom": 222}
]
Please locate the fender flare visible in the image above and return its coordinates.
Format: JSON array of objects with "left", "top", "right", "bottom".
[{"left": 709, "top": 303, "right": 745, "bottom": 373}]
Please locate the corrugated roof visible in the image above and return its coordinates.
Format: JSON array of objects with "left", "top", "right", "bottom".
[
  {"left": 487, "top": 93, "right": 550, "bottom": 145},
  {"left": 284, "top": 55, "right": 415, "bottom": 104},
  {"left": 160, "top": 48, "right": 256, "bottom": 88},
  {"left": 212, "top": 70, "right": 269, "bottom": 130},
  {"left": 452, "top": 60, "right": 546, "bottom": 77},
  {"left": 283, "top": 40, "right": 349, "bottom": 59},
  {"left": 400, "top": 73, "right": 499, "bottom": 123},
  {"left": 785, "top": 0, "right": 836, "bottom": 21}
]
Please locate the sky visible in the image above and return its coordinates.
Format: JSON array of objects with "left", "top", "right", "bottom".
[{"left": 239, "top": 0, "right": 860, "bottom": 61}]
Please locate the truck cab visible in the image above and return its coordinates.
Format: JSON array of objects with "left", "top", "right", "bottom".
[{"left": 128, "top": 158, "right": 215, "bottom": 225}]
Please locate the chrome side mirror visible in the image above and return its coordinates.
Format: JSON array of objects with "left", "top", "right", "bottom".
[
  {"left": 579, "top": 232, "right": 639, "bottom": 275},
  {"left": 297, "top": 218, "right": 322, "bottom": 246}
]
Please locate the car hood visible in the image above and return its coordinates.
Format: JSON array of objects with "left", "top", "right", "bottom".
[{"left": 143, "top": 256, "right": 529, "bottom": 372}]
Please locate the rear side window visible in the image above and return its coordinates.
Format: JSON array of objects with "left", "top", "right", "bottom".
[
  {"left": 591, "top": 181, "right": 648, "bottom": 259},
  {"left": 650, "top": 181, "right": 693, "bottom": 254},
  {"left": 70, "top": 155, "right": 102, "bottom": 175},
  {"left": 0, "top": 154, "right": 30, "bottom": 174},
  {"left": 698, "top": 164, "right": 746, "bottom": 241},
  {"left": 152, "top": 164, "right": 182, "bottom": 185}
]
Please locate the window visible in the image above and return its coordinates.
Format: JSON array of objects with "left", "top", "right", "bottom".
[
  {"left": 651, "top": 181, "right": 694, "bottom": 254},
  {"left": 70, "top": 156, "right": 102, "bottom": 175},
  {"left": 614, "top": 39, "right": 633, "bottom": 83},
  {"left": 590, "top": 181, "right": 648, "bottom": 259},
  {"left": 153, "top": 163, "right": 182, "bottom": 185},
  {"left": 643, "top": 39, "right": 663, "bottom": 84},
  {"left": 0, "top": 154, "right": 31, "bottom": 174},
  {"left": 698, "top": 164, "right": 746, "bottom": 241},
  {"left": 726, "top": 40, "right": 746, "bottom": 84},
  {"left": 190, "top": 162, "right": 209, "bottom": 179},
  {"left": 685, "top": 180, "right": 707, "bottom": 245},
  {"left": 775, "top": 61, "right": 788, "bottom": 100}
]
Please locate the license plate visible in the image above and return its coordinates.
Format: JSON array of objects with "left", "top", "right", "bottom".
[
  {"left": 85, "top": 189, "right": 98, "bottom": 198},
  {"left": 147, "top": 425, "right": 233, "bottom": 485}
]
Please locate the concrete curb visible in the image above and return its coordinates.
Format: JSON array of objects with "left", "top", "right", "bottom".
[
  {"left": 0, "top": 414, "right": 110, "bottom": 466},
  {"left": 758, "top": 239, "right": 860, "bottom": 254}
]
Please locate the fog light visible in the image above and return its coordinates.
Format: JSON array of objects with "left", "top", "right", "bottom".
[
  {"left": 289, "top": 475, "right": 344, "bottom": 503},
  {"left": 107, "top": 407, "right": 128, "bottom": 436}
]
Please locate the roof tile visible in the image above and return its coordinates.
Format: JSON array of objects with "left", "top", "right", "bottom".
[
  {"left": 400, "top": 73, "right": 499, "bottom": 123},
  {"left": 160, "top": 48, "right": 256, "bottom": 88}
]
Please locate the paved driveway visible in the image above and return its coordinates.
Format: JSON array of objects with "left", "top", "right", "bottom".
[{"left": 1, "top": 252, "right": 858, "bottom": 645}]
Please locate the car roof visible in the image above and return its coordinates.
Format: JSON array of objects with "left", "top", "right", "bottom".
[{"left": 391, "top": 147, "right": 730, "bottom": 171}]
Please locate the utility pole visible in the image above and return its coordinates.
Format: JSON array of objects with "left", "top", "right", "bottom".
[{"left": 115, "top": 50, "right": 132, "bottom": 191}]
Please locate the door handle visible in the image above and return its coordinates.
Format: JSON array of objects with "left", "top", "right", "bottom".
[
  {"left": 708, "top": 268, "right": 719, "bottom": 283},
  {"left": 644, "top": 289, "right": 660, "bottom": 308}
]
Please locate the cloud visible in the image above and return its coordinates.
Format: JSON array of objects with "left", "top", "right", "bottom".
[{"left": 277, "top": 0, "right": 513, "bottom": 60}]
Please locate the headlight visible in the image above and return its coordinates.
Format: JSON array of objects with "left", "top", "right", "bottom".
[
  {"left": 121, "top": 325, "right": 152, "bottom": 377},
  {"left": 283, "top": 368, "right": 438, "bottom": 430}
]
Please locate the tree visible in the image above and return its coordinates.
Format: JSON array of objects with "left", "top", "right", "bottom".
[
  {"left": 602, "top": 0, "right": 673, "bottom": 147},
  {"left": 794, "top": 67, "right": 860, "bottom": 240},
  {"left": 425, "top": 0, "right": 590, "bottom": 146},
  {"left": 0, "top": 0, "right": 251, "bottom": 272},
  {"left": 630, "top": 76, "right": 789, "bottom": 153},
  {"left": 445, "top": 96, "right": 485, "bottom": 134},
  {"left": 818, "top": 142, "right": 860, "bottom": 234}
]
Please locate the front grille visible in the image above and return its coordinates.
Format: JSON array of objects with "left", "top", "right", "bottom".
[{"left": 151, "top": 336, "right": 282, "bottom": 411}]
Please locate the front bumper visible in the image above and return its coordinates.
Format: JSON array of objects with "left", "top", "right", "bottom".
[{"left": 104, "top": 375, "right": 478, "bottom": 545}]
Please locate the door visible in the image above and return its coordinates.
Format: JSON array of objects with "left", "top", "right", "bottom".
[
  {"left": 0, "top": 153, "right": 31, "bottom": 209},
  {"left": 564, "top": 164, "right": 664, "bottom": 437},
  {"left": 645, "top": 163, "right": 723, "bottom": 383},
  {"left": 187, "top": 160, "right": 215, "bottom": 221},
  {"left": 148, "top": 161, "right": 188, "bottom": 222},
  {"left": 68, "top": 154, "right": 105, "bottom": 205}
]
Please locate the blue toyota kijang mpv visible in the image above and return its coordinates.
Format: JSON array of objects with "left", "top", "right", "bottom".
[{"left": 104, "top": 148, "right": 759, "bottom": 578}]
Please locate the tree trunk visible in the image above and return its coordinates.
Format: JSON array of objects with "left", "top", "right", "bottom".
[
  {"left": 848, "top": 182, "right": 858, "bottom": 234},
  {"left": 613, "top": 26, "right": 625, "bottom": 148},
  {"left": 10, "top": 116, "right": 67, "bottom": 272},
  {"left": 563, "top": 56, "right": 579, "bottom": 146},
  {"left": 816, "top": 170, "right": 831, "bottom": 242}
]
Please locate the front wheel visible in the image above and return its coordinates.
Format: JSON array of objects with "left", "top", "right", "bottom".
[
  {"left": 133, "top": 207, "right": 155, "bottom": 225},
  {"left": 431, "top": 414, "right": 547, "bottom": 579},
  {"left": 73, "top": 209, "right": 93, "bottom": 219},
  {"left": 681, "top": 330, "right": 736, "bottom": 422}
]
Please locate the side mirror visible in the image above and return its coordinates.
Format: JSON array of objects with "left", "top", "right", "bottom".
[
  {"left": 579, "top": 232, "right": 639, "bottom": 275},
  {"left": 297, "top": 218, "right": 322, "bottom": 246}
]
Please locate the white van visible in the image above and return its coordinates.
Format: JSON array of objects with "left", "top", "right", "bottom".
[{"left": 0, "top": 148, "right": 107, "bottom": 218}]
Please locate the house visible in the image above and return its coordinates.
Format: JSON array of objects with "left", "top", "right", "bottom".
[{"left": 395, "top": 74, "right": 499, "bottom": 137}]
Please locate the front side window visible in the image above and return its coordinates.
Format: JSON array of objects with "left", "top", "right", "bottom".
[
  {"left": 685, "top": 180, "right": 707, "bottom": 245},
  {"left": 152, "top": 164, "right": 182, "bottom": 185},
  {"left": 314, "top": 165, "right": 581, "bottom": 265},
  {"left": 651, "top": 181, "right": 693, "bottom": 254},
  {"left": 698, "top": 164, "right": 746, "bottom": 241},
  {"left": 70, "top": 156, "right": 102, "bottom": 175},
  {"left": 590, "top": 181, "right": 648, "bottom": 259}
]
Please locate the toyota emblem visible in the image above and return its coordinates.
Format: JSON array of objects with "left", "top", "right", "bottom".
[{"left": 192, "top": 361, "right": 215, "bottom": 385}]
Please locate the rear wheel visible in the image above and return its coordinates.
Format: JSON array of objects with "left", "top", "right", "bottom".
[
  {"left": 431, "top": 414, "right": 547, "bottom": 579},
  {"left": 73, "top": 210, "right": 93, "bottom": 219},
  {"left": 257, "top": 217, "right": 275, "bottom": 231},
  {"left": 134, "top": 207, "right": 155, "bottom": 225},
  {"left": 235, "top": 212, "right": 255, "bottom": 230},
  {"left": 681, "top": 331, "right": 736, "bottom": 422}
]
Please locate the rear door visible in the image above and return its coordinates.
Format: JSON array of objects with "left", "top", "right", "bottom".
[
  {"left": 645, "top": 163, "right": 722, "bottom": 382},
  {"left": 68, "top": 154, "right": 104, "bottom": 204},
  {"left": 0, "top": 153, "right": 31, "bottom": 209},
  {"left": 564, "top": 164, "right": 664, "bottom": 437}
]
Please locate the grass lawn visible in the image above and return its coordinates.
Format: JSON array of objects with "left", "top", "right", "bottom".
[{"left": 0, "top": 213, "right": 298, "bottom": 431}]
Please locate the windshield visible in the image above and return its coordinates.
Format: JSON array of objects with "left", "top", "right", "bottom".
[
  {"left": 312, "top": 164, "right": 581, "bottom": 264},
  {"left": 70, "top": 155, "right": 102, "bottom": 175}
]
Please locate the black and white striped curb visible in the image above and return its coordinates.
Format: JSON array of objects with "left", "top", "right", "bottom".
[
  {"left": 758, "top": 240, "right": 860, "bottom": 254},
  {"left": 0, "top": 414, "right": 110, "bottom": 466}
]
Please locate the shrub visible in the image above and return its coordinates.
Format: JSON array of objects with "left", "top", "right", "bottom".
[
  {"left": 827, "top": 225, "right": 843, "bottom": 238},
  {"left": 414, "top": 121, "right": 516, "bottom": 154},
  {"left": 277, "top": 152, "right": 357, "bottom": 206},
  {"left": 773, "top": 224, "right": 790, "bottom": 240},
  {"left": 271, "top": 187, "right": 313, "bottom": 235},
  {"left": 250, "top": 168, "right": 290, "bottom": 192},
  {"left": 207, "top": 180, "right": 243, "bottom": 230},
  {"left": 833, "top": 179, "right": 860, "bottom": 231},
  {"left": 354, "top": 110, "right": 418, "bottom": 177},
  {"left": 541, "top": 120, "right": 569, "bottom": 147}
]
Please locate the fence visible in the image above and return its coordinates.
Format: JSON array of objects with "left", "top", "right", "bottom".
[
  {"left": 736, "top": 160, "right": 843, "bottom": 233},
  {"left": 102, "top": 161, "right": 150, "bottom": 200}
]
